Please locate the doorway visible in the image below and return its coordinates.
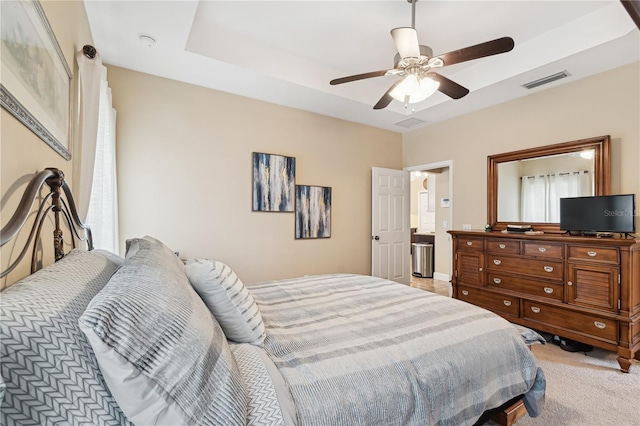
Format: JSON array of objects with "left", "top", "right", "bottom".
[{"left": 405, "top": 161, "right": 453, "bottom": 283}]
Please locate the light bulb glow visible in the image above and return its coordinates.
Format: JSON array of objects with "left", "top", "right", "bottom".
[
  {"left": 580, "top": 149, "right": 595, "bottom": 159},
  {"left": 390, "top": 75, "right": 440, "bottom": 104},
  {"left": 410, "top": 77, "right": 440, "bottom": 103}
]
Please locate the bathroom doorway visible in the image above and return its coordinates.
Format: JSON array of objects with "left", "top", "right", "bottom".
[{"left": 405, "top": 161, "right": 453, "bottom": 284}]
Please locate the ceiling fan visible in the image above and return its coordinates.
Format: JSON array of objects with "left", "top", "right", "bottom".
[{"left": 329, "top": 0, "right": 515, "bottom": 110}]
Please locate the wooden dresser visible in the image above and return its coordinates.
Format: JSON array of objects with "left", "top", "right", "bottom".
[{"left": 449, "top": 230, "right": 640, "bottom": 372}]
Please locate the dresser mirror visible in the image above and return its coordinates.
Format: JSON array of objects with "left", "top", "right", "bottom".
[{"left": 487, "top": 136, "right": 611, "bottom": 231}]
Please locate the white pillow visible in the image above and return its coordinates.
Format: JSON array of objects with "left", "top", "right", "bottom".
[{"left": 186, "top": 259, "right": 266, "bottom": 345}]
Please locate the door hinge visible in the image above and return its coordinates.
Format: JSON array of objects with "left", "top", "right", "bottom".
[
  {"left": 618, "top": 299, "right": 621, "bottom": 310},
  {"left": 618, "top": 274, "right": 621, "bottom": 284}
]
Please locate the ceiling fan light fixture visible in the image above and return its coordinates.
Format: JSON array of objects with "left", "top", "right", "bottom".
[
  {"left": 390, "top": 75, "right": 439, "bottom": 104},
  {"left": 389, "top": 74, "right": 419, "bottom": 100}
]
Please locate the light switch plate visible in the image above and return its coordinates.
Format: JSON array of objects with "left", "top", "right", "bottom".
[{"left": 443, "top": 220, "right": 448, "bottom": 228}]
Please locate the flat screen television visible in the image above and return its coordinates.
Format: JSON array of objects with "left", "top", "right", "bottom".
[{"left": 560, "top": 194, "right": 636, "bottom": 234}]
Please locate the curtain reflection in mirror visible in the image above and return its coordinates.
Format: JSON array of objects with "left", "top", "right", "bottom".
[{"left": 521, "top": 171, "right": 592, "bottom": 222}]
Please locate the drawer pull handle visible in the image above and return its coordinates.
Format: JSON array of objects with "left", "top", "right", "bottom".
[
  {"left": 503, "top": 300, "right": 512, "bottom": 307},
  {"left": 467, "top": 241, "right": 473, "bottom": 246},
  {"left": 493, "top": 278, "right": 502, "bottom": 284},
  {"left": 588, "top": 251, "right": 597, "bottom": 257},
  {"left": 538, "top": 247, "right": 547, "bottom": 252},
  {"left": 493, "top": 259, "right": 502, "bottom": 265},
  {"left": 567, "top": 281, "right": 573, "bottom": 286},
  {"left": 544, "top": 266, "right": 554, "bottom": 273},
  {"left": 594, "top": 321, "right": 606, "bottom": 329},
  {"left": 499, "top": 244, "right": 506, "bottom": 249},
  {"left": 479, "top": 268, "right": 483, "bottom": 272},
  {"left": 531, "top": 307, "right": 541, "bottom": 313},
  {"left": 544, "top": 287, "right": 554, "bottom": 294},
  {"left": 461, "top": 290, "right": 469, "bottom": 296}
]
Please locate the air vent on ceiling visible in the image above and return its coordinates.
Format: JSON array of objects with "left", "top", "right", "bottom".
[
  {"left": 522, "top": 71, "right": 570, "bottom": 89},
  {"left": 394, "top": 117, "right": 427, "bottom": 129}
]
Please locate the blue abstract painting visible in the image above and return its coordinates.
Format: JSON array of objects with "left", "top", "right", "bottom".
[
  {"left": 252, "top": 152, "right": 296, "bottom": 212},
  {"left": 295, "top": 185, "right": 331, "bottom": 239}
]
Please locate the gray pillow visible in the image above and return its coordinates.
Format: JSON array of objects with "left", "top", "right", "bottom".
[
  {"left": 0, "top": 249, "right": 130, "bottom": 425},
  {"left": 186, "top": 258, "right": 266, "bottom": 345},
  {"left": 79, "top": 237, "right": 247, "bottom": 426}
]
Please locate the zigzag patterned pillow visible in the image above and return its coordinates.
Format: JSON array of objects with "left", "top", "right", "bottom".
[
  {"left": 0, "top": 249, "right": 130, "bottom": 425},
  {"left": 79, "top": 237, "right": 248, "bottom": 426},
  {"left": 186, "top": 258, "right": 266, "bottom": 345}
]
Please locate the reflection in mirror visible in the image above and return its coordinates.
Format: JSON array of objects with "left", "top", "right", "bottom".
[
  {"left": 487, "top": 135, "right": 610, "bottom": 232},
  {"left": 497, "top": 150, "right": 595, "bottom": 223}
]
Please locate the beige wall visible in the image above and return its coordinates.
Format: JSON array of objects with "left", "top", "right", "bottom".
[
  {"left": 108, "top": 66, "right": 402, "bottom": 284},
  {"left": 1, "top": 0, "right": 93, "bottom": 288},
  {"left": 403, "top": 62, "right": 640, "bottom": 232}
]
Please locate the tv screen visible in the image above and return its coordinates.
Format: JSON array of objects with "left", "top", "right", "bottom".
[{"left": 560, "top": 194, "right": 636, "bottom": 233}]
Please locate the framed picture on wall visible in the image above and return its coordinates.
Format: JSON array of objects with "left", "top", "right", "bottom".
[
  {"left": 252, "top": 152, "right": 296, "bottom": 212},
  {"left": 295, "top": 185, "right": 331, "bottom": 239},
  {"left": 0, "top": 0, "right": 72, "bottom": 160}
]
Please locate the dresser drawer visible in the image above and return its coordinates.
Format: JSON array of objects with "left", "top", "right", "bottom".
[
  {"left": 486, "top": 256, "right": 563, "bottom": 281},
  {"left": 523, "top": 301, "right": 617, "bottom": 342},
  {"left": 486, "top": 239, "right": 519, "bottom": 254},
  {"left": 457, "top": 237, "right": 484, "bottom": 252},
  {"left": 568, "top": 246, "right": 618, "bottom": 264},
  {"left": 487, "top": 273, "right": 563, "bottom": 302},
  {"left": 523, "top": 242, "right": 563, "bottom": 259},
  {"left": 458, "top": 286, "right": 519, "bottom": 317}
]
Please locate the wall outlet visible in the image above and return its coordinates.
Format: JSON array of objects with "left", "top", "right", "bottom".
[
  {"left": 463, "top": 224, "right": 472, "bottom": 231},
  {"left": 442, "top": 220, "right": 448, "bottom": 228}
]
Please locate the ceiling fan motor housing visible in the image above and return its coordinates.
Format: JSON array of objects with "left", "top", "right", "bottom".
[{"left": 394, "top": 45, "right": 433, "bottom": 67}]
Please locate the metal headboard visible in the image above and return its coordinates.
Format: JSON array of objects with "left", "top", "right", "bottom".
[{"left": 1, "top": 168, "right": 93, "bottom": 278}]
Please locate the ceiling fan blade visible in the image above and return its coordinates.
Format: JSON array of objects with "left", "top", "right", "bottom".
[
  {"left": 429, "top": 73, "right": 469, "bottom": 99},
  {"left": 436, "top": 37, "right": 514, "bottom": 67},
  {"left": 373, "top": 80, "right": 402, "bottom": 110},
  {"left": 330, "top": 70, "right": 390, "bottom": 85},
  {"left": 391, "top": 27, "right": 420, "bottom": 59}
]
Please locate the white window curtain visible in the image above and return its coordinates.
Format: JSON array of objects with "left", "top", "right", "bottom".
[
  {"left": 75, "top": 49, "right": 102, "bottom": 221},
  {"left": 521, "top": 175, "right": 548, "bottom": 222},
  {"left": 85, "top": 67, "right": 119, "bottom": 253},
  {"left": 521, "top": 171, "right": 592, "bottom": 222}
]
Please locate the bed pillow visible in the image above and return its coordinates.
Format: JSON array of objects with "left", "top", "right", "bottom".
[
  {"left": 79, "top": 237, "right": 247, "bottom": 426},
  {"left": 0, "top": 249, "right": 130, "bottom": 425},
  {"left": 186, "top": 258, "right": 266, "bottom": 345}
]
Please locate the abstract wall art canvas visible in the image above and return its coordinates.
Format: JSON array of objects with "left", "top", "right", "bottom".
[
  {"left": 252, "top": 152, "right": 296, "bottom": 212},
  {"left": 295, "top": 185, "right": 331, "bottom": 239}
]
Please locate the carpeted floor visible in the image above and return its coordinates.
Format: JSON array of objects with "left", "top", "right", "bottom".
[{"left": 509, "top": 343, "right": 640, "bottom": 426}]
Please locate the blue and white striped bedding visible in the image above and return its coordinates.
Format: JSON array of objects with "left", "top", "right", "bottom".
[{"left": 248, "top": 273, "right": 546, "bottom": 426}]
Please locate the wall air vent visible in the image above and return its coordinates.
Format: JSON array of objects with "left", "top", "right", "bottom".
[
  {"left": 522, "top": 71, "right": 570, "bottom": 89},
  {"left": 395, "top": 117, "right": 427, "bottom": 129}
]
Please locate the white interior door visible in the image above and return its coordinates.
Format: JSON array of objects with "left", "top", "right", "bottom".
[{"left": 371, "top": 167, "right": 410, "bottom": 284}]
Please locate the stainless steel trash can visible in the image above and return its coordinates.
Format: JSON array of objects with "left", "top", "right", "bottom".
[{"left": 412, "top": 243, "right": 433, "bottom": 278}]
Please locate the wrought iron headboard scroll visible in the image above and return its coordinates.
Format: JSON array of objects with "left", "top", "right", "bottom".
[{"left": 1, "top": 168, "right": 93, "bottom": 278}]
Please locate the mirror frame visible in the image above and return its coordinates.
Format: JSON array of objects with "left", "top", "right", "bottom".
[{"left": 487, "top": 135, "right": 611, "bottom": 232}]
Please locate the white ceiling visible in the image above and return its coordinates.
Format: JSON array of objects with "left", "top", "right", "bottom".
[{"left": 85, "top": 1, "right": 640, "bottom": 133}]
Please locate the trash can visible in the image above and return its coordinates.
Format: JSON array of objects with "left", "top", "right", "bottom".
[{"left": 412, "top": 243, "right": 433, "bottom": 278}]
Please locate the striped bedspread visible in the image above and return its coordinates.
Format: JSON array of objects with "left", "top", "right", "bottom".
[{"left": 249, "top": 274, "right": 545, "bottom": 426}]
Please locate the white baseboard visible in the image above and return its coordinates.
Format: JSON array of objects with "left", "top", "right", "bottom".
[{"left": 433, "top": 272, "right": 450, "bottom": 282}]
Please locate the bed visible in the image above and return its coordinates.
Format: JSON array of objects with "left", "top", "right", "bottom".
[{"left": 0, "top": 168, "right": 545, "bottom": 425}]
